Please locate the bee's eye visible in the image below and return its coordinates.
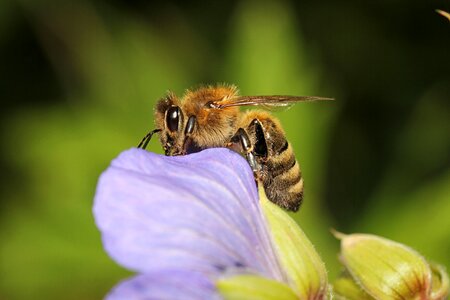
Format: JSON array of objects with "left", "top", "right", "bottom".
[{"left": 166, "top": 106, "right": 181, "bottom": 132}]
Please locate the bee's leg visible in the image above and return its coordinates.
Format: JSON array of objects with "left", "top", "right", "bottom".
[
  {"left": 137, "top": 129, "right": 161, "bottom": 149},
  {"left": 228, "top": 128, "right": 260, "bottom": 175},
  {"left": 181, "top": 116, "right": 197, "bottom": 154}
]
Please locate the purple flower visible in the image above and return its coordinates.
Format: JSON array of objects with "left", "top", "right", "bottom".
[
  {"left": 94, "top": 146, "right": 449, "bottom": 299},
  {"left": 94, "top": 148, "right": 289, "bottom": 299}
]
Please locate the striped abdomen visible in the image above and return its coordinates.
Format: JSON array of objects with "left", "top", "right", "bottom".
[
  {"left": 262, "top": 140, "right": 303, "bottom": 211},
  {"left": 241, "top": 111, "right": 303, "bottom": 212}
]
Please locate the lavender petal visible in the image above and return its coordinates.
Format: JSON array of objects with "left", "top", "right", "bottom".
[
  {"left": 94, "top": 148, "right": 283, "bottom": 281},
  {"left": 107, "top": 271, "right": 221, "bottom": 300}
]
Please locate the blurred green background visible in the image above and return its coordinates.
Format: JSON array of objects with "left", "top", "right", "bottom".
[{"left": 0, "top": 0, "right": 449, "bottom": 299}]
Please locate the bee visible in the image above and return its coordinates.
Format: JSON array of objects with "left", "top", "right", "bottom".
[{"left": 138, "top": 84, "right": 332, "bottom": 211}]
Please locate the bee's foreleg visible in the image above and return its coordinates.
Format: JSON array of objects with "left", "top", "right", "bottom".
[{"left": 180, "top": 116, "right": 197, "bottom": 155}]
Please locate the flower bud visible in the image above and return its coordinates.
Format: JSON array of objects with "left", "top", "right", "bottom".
[
  {"left": 436, "top": 9, "right": 450, "bottom": 21},
  {"left": 260, "top": 187, "right": 329, "bottom": 299},
  {"left": 335, "top": 232, "right": 444, "bottom": 300},
  {"left": 430, "top": 263, "right": 449, "bottom": 300}
]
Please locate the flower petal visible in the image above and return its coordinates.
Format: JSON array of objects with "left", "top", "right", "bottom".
[
  {"left": 107, "top": 270, "right": 220, "bottom": 300},
  {"left": 94, "top": 148, "right": 284, "bottom": 281}
]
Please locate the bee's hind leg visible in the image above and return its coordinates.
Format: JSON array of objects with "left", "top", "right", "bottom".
[{"left": 227, "top": 128, "right": 260, "bottom": 176}]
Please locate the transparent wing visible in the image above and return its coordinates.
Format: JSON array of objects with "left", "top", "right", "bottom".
[{"left": 210, "top": 95, "right": 334, "bottom": 109}]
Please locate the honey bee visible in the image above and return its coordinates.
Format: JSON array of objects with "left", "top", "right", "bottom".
[{"left": 138, "top": 84, "right": 332, "bottom": 211}]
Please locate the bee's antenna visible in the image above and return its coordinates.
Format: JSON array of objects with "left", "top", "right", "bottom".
[{"left": 137, "top": 129, "right": 161, "bottom": 149}]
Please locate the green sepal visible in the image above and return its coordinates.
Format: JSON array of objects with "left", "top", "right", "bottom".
[
  {"left": 259, "top": 187, "right": 328, "bottom": 299},
  {"left": 216, "top": 274, "right": 298, "bottom": 300},
  {"left": 333, "top": 272, "right": 374, "bottom": 300}
]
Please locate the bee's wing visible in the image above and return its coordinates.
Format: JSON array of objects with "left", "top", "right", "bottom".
[{"left": 211, "top": 95, "right": 334, "bottom": 109}]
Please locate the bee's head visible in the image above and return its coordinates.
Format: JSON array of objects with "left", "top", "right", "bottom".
[{"left": 154, "top": 93, "right": 186, "bottom": 156}]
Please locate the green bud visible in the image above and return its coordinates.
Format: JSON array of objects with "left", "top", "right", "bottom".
[
  {"left": 333, "top": 272, "right": 374, "bottom": 300},
  {"left": 217, "top": 274, "right": 298, "bottom": 300},
  {"left": 260, "top": 187, "right": 329, "bottom": 299},
  {"left": 335, "top": 232, "right": 441, "bottom": 300},
  {"left": 436, "top": 9, "right": 450, "bottom": 22},
  {"left": 430, "top": 263, "right": 449, "bottom": 300}
]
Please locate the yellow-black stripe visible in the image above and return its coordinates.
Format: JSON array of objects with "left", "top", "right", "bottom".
[{"left": 263, "top": 141, "right": 303, "bottom": 211}]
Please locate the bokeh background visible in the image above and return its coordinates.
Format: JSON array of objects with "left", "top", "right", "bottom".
[{"left": 1, "top": 0, "right": 449, "bottom": 299}]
